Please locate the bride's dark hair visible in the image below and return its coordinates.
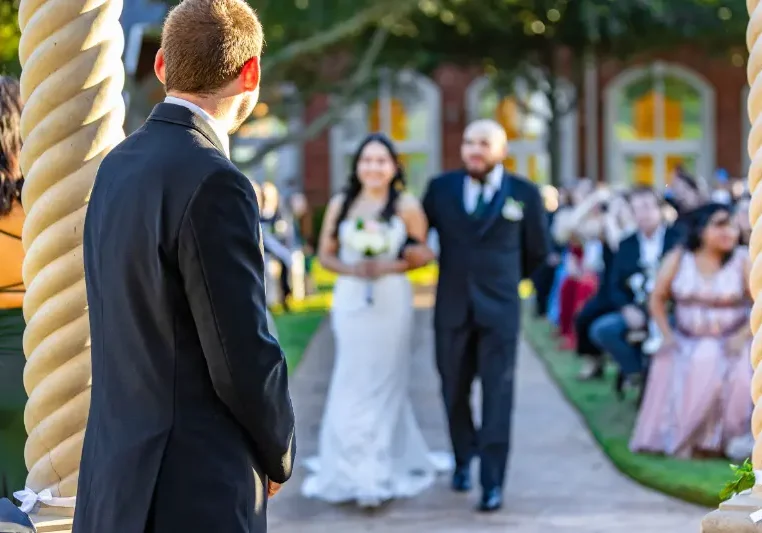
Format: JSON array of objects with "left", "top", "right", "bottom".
[{"left": 333, "top": 133, "right": 406, "bottom": 237}]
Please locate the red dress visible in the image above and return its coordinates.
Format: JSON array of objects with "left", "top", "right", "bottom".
[{"left": 558, "top": 244, "right": 598, "bottom": 350}]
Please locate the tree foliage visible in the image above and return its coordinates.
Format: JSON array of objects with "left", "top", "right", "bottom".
[
  {"left": 0, "top": 0, "right": 749, "bottom": 181},
  {"left": 0, "top": 0, "right": 20, "bottom": 76}
]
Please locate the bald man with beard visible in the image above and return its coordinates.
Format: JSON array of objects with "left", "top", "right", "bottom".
[{"left": 404, "top": 120, "right": 549, "bottom": 512}]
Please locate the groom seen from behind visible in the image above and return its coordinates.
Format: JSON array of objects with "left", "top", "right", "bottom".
[
  {"left": 73, "top": 1, "right": 295, "bottom": 532},
  {"left": 406, "top": 120, "right": 549, "bottom": 512}
]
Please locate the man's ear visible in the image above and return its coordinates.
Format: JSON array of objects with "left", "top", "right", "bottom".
[
  {"left": 496, "top": 142, "right": 508, "bottom": 161},
  {"left": 240, "top": 57, "right": 260, "bottom": 92},
  {"left": 154, "top": 49, "right": 166, "bottom": 85}
]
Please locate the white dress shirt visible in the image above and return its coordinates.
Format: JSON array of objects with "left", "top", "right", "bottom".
[
  {"left": 164, "top": 96, "right": 230, "bottom": 157},
  {"left": 463, "top": 164, "right": 504, "bottom": 214},
  {"left": 638, "top": 225, "right": 666, "bottom": 268}
]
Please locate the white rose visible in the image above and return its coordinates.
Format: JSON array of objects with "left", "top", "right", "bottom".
[
  {"left": 364, "top": 233, "right": 388, "bottom": 255},
  {"left": 348, "top": 231, "right": 371, "bottom": 252}
]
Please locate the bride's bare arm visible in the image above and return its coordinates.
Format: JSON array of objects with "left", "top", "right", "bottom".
[{"left": 317, "top": 194, "right": 359, "bottom": 276}]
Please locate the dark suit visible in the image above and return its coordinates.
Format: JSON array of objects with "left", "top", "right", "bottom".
[
  {"left": 589, "top": 226, "right": 681, "bottom": 376},
  {"left": 73, "top": 103, "right": 295, "bottom": 533},
  {"left": 422, "top": 170, "right": 548, "bottom": 491},
  {"left": 607, "top": 226, "right": 682, "bottom": 311}
]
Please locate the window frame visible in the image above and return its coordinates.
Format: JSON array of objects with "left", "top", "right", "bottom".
[
  {"left": 604, "top": 61, "right": 715, "bottom": 189},
  {"left": 464, "top": 74, "right": 578, "bottom": 185}
]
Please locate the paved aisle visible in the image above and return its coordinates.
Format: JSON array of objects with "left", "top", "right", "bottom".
[{"left": 268, "top": 307, "right": 705, "bottom": 532}]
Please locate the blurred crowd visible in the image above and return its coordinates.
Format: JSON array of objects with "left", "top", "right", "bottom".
[
  {"left": 250, "top": 179, "right": 316, "bottom": 312},
  {"left": 532, "top": 168, "right": 754, "bottom": 461}
]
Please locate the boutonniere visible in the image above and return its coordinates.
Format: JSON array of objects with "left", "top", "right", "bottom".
[{"left": 501, "top": 197, "right": 524, "bottom": 221}]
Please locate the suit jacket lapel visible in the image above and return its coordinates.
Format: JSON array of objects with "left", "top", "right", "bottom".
[
  {"left": 476, "top": 172, "right": 512, "bottom": 237},
  {"left": 147, "top": 103, "right": 227, "bottom": 157},
  {"left": 452, "top": 172, "right": 471, "bottom": 220}
]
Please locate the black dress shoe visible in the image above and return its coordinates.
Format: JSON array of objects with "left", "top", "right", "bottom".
[
  {"left": 451, "top": 466, "right": 472, "bottom": 492},
  {"left": 477, "top": 487, "right": 502, "bottom": 512}
]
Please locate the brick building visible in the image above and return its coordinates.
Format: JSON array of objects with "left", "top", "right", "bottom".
[
  {"left": 298, "top": 48, "right": 748, "bottom": 207},
  {"left": 120, "top": 4, "right": 749, "bottom": 208}
]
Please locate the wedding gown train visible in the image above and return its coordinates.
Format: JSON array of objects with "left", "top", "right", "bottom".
[{"left": 301, "top": 216, "right": 451, "bottom": 506}]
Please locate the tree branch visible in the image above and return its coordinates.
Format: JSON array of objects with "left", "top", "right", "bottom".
[
  {"left": 234, "top": 26, "right": 390, "bottom": 168},
  {"left": 261, "top": 0, "right": 418, "bottom": 76}
]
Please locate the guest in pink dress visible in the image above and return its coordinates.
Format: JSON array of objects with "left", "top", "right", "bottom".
[{"left": 630, "top": 203, "right": 752, "bottom": 458}]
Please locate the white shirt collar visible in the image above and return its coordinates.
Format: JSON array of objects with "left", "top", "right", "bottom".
[
  {"left": 164, "top": 96, "right": 230, "bottom": 157},
  {"left": 463, "top": 164, "right": 505, "bottom": 213},
  {"left": 474, "top": 164, "right": 504, "bottom": 192},
  {"left": 639, "top": 224, "right": 666, "bottom": 244},
  {"left": 638, "top": 225, "right": 666, "bottom": 266}
]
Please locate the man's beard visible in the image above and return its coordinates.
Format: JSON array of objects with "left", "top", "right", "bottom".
[
  {"left": 228, "top": 93, "right": 257, "bottom": 134},
  {"left": 467, "top": 161, "right": 499, "bottom": 182}
]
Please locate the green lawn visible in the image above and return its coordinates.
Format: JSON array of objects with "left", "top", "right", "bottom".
[
  {"left": 272, "top": 309, "right": 327, "bottom": 372},
  {"left": 523, "top": 314, "right": 732, "bottom": 508}
]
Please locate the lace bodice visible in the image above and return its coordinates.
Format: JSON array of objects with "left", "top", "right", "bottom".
[
  {"left": 671, "top": 248, "right": 750, "bottom": 337},
  {"left": 337, "top": 216, "right": 408, "bottom": 266}
]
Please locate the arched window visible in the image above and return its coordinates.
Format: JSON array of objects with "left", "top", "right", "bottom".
[
  {"left": 330, "top": 70, "right": 442, "bottom": 197},
  {"left": 232, "top": 84, "right": 303, "bottom": 191},
  {"left": 465, "top": 75, "right": 578, "bottom": 185},
  {"left": 604, "top": 62, "right": 715, "bottom": 188}
]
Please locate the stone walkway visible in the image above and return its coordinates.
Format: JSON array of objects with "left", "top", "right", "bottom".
[{"left": 268, "top": 305, "right": 706, "bottom": 532}]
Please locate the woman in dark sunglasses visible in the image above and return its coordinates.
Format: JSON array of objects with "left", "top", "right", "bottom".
[{"left": 631, "top": 202, "right": 752, "bottom": 458}]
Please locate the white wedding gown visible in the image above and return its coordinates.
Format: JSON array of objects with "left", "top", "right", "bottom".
[{"left": 302, "top": 216, "right": 450, "bottom": 506}]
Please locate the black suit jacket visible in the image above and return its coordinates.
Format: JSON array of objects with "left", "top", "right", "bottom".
[
  {"left": 607, "top": 226, "right": 682, "bottom": 310},
  {"left": 423, "top": 170, "right": 548, "bottom": 329},
  {"left": 73, "top": 103, "right": 295, "bottom": 533}
]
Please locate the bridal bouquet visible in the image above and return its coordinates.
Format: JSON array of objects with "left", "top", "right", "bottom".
[{"left": 344, "top": 218, "right": 390, "bottom": 305}]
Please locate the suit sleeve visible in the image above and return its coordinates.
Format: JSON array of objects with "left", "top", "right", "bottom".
[
  {"left": 520, "top": 184, "right": 549, "bottom": 278},
  {"left": 178, "top": 168, "right": 295, "bottom": 483},
  {"left": 422, "top": 178, "right": 438, "bottom": 231}
]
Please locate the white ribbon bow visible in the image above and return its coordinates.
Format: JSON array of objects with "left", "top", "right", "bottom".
[{"left": 13, "top": 487, "right": 76, "bottom": 514}]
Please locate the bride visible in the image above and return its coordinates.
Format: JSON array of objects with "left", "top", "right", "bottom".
[{"left": 302, "top": 133, "right": 448, "bottom": 507}]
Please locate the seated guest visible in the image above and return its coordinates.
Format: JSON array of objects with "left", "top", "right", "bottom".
[
  {"left": 668, "top": 167, "right": 707, "bottom": 239},
  {"left": 575, "top": 192, "right": 635, "bottom": 380},
  {"left": 261, "top": 182, "right": 295, "bottom": 310},
  {"left": 547, "top": 180, "right": 595, "bottom": 326},
  {"left": 631, "top": 203, "right": 752, "bottom": 458},
  {"left": 589, "top": 187, "right": 681, "bottom": 385},
  {"left": 557, "top": 231, "right": 601, "bottom": 350}
]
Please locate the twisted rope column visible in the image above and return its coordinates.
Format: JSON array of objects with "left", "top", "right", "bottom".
[
  {"left": 702, "top": 1, "right": 762, "bottom": 530},
  {"left": 17, "top": 0, "right": 125, "bottom": 514},
  {"left": 748, "top": 0, "right": 762, "bottom": 480}
]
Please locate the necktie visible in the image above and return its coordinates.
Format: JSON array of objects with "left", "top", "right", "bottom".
[{"left": 472, "top": 186, "right": 489, "bottom": 218}]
